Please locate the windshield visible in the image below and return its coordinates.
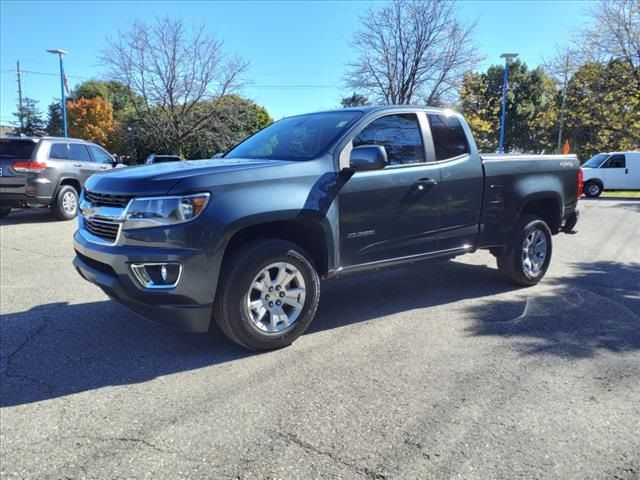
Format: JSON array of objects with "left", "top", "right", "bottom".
[
  {"left": 583, "top": 153, "right": 609, "bottom": 168},
  {"left": 224, "top": 111, "right": 362, "bottom": 161},
  {"left": 0, "top": 139, "right": 37, "bottom": 159}
]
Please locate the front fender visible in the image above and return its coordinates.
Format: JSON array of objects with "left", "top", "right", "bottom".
[{"left": 207, "top": 172, "right": 345, "bottom": 274}]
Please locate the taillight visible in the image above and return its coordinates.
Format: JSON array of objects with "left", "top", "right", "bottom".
[
  {"left": 12, "top": 161, "right": 47, "bottom": 173},
  {"left": 577, "top": 167, "right": 584, "bottom": 199}
]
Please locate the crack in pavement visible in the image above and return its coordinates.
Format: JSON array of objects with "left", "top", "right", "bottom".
[
  {"left": 60, "top": 434, "right": 204, "bottom": 464},
  {"left": 0, "top": 245, "right": 68, "bottom": 259},
  {"left": 275, "top": 431, "right": 387, "bottom": 479},
  {"left": 1, "top": 319, "right": 54, "bottom": 392}
]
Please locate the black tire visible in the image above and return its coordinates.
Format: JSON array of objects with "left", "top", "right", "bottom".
[
  {"left": 0, "top": 208, "right": 11, "bottom": 219},
  {"left": 213, "top": 239, "right": 321, "bottom": 350},
  {"left": 583, "top": 181, "right": 602, "bottom": 198},
  {"left": 52, "top": 185, "right": 79, "bottom": 220},
  {"left": 497, "top": 215, "right": 553, "bottom": 286}
]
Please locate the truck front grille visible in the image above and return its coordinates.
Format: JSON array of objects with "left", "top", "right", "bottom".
[
  {"left": 84, "top": 218, "right": 120, "bottom": 243},
  {"left": 84, "top": 190, "right": 132, "bottom": 208}
]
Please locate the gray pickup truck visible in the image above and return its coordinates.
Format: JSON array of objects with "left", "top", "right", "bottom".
[{"left": 73, "top": 106, "right": 581, "bottom": 350}]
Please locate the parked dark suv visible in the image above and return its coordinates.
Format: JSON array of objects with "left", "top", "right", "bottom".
[{"left": 0, "top": 137, "right": 121, "bottom": 220}]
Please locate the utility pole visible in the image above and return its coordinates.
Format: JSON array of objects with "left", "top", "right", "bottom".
[
  {"left": 556, "top": 54, "right": 570, "bottom": 153},
  {"left": 16, "top": 61, "right": 24, "bottom": 130}
]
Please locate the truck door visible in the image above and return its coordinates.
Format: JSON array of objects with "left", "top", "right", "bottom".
[
  {"left": 625, "top": 154, "right": 639, "bottom": 190},
  {"left": 427, "top": 113, "right": 484, "bottom": 251},
  {"left": 601, "top": 154, "right": 627, "bottom": 190},
  {"left": 69, "top": 143, "right": 100, "bottom": 184},
  {"left": 338, "top": 113, "right": 441, "bottom": 267}
]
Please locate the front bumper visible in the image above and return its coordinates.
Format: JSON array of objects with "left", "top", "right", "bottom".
[{"left": 73, "top": 230, "right": 220, "bottom": 333}]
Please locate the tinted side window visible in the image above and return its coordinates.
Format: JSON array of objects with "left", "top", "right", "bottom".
[
  {"left": 89, "top": 145, "right": 113, "bottom": 164},
  {"left": 353, "top": 114, "right": 424, "bottom": 165},
  {"left": 428, "top": 114, "right": 469, "bottom": 161},
  {"left": 49, "top": 143, "right": 69, "bottom": 160},
  {"left": 604, "top": 154, "right": 625, "bottom": 168},
  {"left": 69, "top": 144, "right": 92, "bottom": 162}
]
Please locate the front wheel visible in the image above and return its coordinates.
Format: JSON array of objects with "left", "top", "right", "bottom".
[
  {"left": 214, "top": 239, "right": 321, "bottom": 350},
  {"left": 497, "top": 215, "right": 553, "bottom": 286},
  {"left": 584, "top": 181, "right": 602, "bottom": 198}
]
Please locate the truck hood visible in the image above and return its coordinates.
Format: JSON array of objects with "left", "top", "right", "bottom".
[{"left": 84, "top": 158, "right": 291, "bottom": 196}]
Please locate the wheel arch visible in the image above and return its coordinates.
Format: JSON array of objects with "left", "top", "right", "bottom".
[
  {"left": 55, "top": 177, "right": 82, "bottom": 196},
  {"left": 221, "top": 215, "right": 334, "bottom": 277},
  {"left": 518, "top": 193, "right": 563, "bottom": 234}
]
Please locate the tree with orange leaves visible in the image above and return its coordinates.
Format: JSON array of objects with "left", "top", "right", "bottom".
[{"left": 66, "top": 96, "right": 115, "bottom": 146}]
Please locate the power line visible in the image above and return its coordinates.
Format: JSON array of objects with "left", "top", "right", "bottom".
[
  {"left": 0, "top": 69, "right": 89, "bottom": 80},
  {"left": 0, "top": 69, "right": 341, "bottom": 89}
]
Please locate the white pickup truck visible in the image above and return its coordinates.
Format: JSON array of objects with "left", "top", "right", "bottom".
[{"left": 581, "top": 151, "right": 640, "bottom": 197}]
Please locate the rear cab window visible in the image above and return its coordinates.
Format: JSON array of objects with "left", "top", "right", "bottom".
[{"left": 427, "top": 114, "right": 470, "bottom": 161}]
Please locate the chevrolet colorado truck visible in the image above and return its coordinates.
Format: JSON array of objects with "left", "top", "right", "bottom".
[{"left": 73, "top": 106, "right": 582, "bottom": 350}]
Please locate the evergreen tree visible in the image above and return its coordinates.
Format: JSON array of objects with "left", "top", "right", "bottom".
[
  {"left": 340, "top": 93, "right": 370, "bottom": 108},
  {"left": 13, "top": 97, "right": 45, "bottom": 136},
  {"left": 46, "top": 102, "right": 63, "bottom": 136}
]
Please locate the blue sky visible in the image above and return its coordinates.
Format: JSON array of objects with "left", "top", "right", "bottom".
[{"left": 0, "top": 0, "right": 593, "bottom": 125}]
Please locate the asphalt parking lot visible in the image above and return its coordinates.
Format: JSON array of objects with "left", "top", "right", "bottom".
[{"left": 1, "top": 198, "right": 639, "bottom": 479}]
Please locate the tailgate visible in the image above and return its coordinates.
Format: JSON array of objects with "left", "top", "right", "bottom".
[{"left": 0, "top": 138, "right": 38, "bottom": 188}]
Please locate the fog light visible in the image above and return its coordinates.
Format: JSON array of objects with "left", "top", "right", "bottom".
[{"left": 131, "top": 263, "right": 182, "bottom": 289}]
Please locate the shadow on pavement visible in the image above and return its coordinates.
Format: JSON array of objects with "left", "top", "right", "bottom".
[
  {"left": 1, "top": 260, "right": 515, "bottom": 407},
  {"left": 467, "top": 261, "right": 640, "bottom": 358},
  {"left": 581, "top": 196, "right": 640, "bottom": 203},
  {"left": 1, "top": 259, "right": 638, "bottom": 407},
  {"left": 0, "top": 208, "right": 58, "bottom": 226}
]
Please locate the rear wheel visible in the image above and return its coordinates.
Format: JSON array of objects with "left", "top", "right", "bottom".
[
  {"left": 584, "top": 181, "right": 602, "bottom": 198},
  {"left": 497, "top": 215, "right": 552, "bottom": 286},
  {"left": 0, "top": 208, "right": 11, "bottom": 219},
  {"left": 52, "top": 185, "right": 78, "bottom": 220},
  {"left": 214, "top": 239, "right": 321, "bottom": 350}
]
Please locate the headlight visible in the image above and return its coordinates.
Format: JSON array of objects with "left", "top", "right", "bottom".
[{"left": 123, "top": 193, "right": 210, "bottom": 230}]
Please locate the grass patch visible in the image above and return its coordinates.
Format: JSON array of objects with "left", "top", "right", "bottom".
[{"left": 602, "top": 191, "right": 640, "bottom": 198}]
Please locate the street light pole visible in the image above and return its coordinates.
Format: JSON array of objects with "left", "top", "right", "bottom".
[
  {"left": 46, "top": 49, "right": 68, "bottom": 137},
  {"left": 556, "top": 54, "right": 570, "bottom": 153},
  {"left": 498, "top": 53, "right": 518, "bottom": 154}
]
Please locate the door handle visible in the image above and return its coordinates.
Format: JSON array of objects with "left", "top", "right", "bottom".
[
  {"left": 625, "top": 168, "right": 628, "bottom": 174},
  {"left": 73, "top": 163, "right": 82, "bottom": 167},
  {"left": 99, "top": 165, "right": 109, "bottom": 170},
  {"left": 415, "top": 178, "right": 438, "bottom": 191}
]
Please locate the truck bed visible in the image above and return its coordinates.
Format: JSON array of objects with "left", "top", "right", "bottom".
[{"left": 478, "top": 154, "right": 580, "bottom": 248}]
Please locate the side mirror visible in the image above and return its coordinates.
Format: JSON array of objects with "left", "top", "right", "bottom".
[
  {"left": 347, "top": 145, "right": 388, "bottom": 171},
  {"left": 212, "top": 152, "right": 224, "bottom": 159}
]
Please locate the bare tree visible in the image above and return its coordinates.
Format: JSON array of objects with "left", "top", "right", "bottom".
[
  {"left": 344, "top": 0, "right": 482, "bottom": 105},
  {"left": 102, "top": 17, "right": 248, "bottom": 154},
  {"left": 542, "top": 45, "right": 583, "bottom": 152},
  {"left": 580, "top": 0, "right": 640, "bottom": 85}
]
